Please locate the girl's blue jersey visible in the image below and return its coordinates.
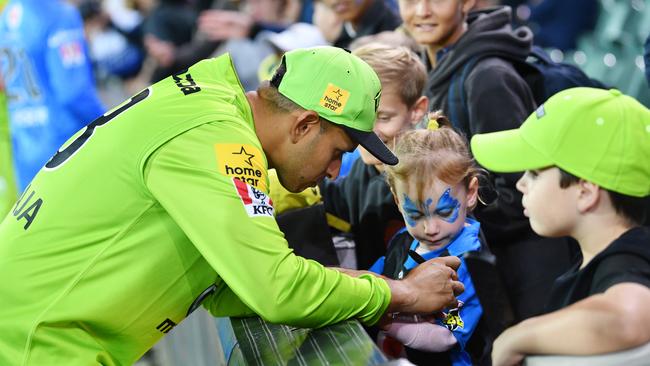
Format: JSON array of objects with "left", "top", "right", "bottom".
[{"left": 0, "top": 0, "right": 104, "bottom": 191}]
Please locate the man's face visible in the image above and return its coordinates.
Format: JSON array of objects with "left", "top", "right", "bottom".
[
  {"left": 276, "top": 120, "right": 356, "bottom": 192},
  {"left": 394, "top": 177, "right": 475, "bottom": 250},
  {"left": 359, "top": 86, "right": 419, "bottom": 167},
  {"left": 516, "top": 167, "right": 578, "bottom": 237},
  {"left": 398, "top": 0, "right": 470, "bottom": 48},
  {"left": 323, "top": 0, "right": 370, "bottom": 22}
]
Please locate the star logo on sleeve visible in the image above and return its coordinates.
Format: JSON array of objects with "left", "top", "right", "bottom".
[
  {"left": 214, "top": 143, "right": 267, "bottom": 191},
  {"left": 232, "top": 146, "right": 255, "bottom": 167}
]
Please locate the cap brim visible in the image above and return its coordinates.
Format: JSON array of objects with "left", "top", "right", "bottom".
[
  {"left": 470, "top": 129, "right": 552, "bottom": 172},
  {"left": 341, "top": 126, "right": 398, "bottom": 165}
]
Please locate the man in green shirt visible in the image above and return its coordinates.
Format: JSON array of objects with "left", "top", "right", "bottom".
[{"left": 0, "top": 46, "right": 464, "bottom": 365}]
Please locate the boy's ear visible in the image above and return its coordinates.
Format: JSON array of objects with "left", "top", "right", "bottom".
[
  {"left": 409, "top": 96, "right": 429, "bottom": 127},
  {"left": 290, "top": 110, "right": 321, "bottom": 144},
  {"left": 466, "top": 176, "right": 479, "bottom": 210},
  {"left": 576, "top": 179, "right": 601, "bottom": 214}
]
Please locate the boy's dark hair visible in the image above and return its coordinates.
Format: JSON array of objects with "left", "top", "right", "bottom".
[{"left": 558, "top": 168, "right": 648, "bottom": 226}]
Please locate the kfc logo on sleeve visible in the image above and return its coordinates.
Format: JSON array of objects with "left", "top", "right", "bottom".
[{"left": 232, "top": 178, "right": 274, "bottom": 218}]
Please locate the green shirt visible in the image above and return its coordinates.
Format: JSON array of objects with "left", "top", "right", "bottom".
[{"left": 0, "top": 54, "right": 390, "bottom": 365}]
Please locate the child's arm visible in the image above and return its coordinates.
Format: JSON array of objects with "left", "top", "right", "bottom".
[
  {"left": 492, "top": 282, "right": 650, "bottom": 366},
  {"left": 385, "top": 320, "right": 457, "bottom": 352}
]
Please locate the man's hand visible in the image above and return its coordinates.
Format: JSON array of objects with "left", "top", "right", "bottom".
[{"left": 385, "top": 256, "right": 464, "bottom": 314}]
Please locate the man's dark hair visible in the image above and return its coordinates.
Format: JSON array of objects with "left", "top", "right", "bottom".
[
  {"left": 558, "top": 168, "right": 648, "bottom": 226},
  {"left": 258, "top": 77, "right": 329, "bottom": 134}
]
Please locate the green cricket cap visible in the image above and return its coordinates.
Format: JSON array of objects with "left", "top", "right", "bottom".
[
  {"left": 270, "top": 46, "right": 398, "bottom": 165},
  {"left": 471, "top": 87, "right": 650, "bottom": 197}
]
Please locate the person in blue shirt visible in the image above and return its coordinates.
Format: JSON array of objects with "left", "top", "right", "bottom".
[
  {"left": 370, "top": 115, "right": 484, "bottom": 366},
  {"left": 0, "top": 0, "right": 104, "bottom": 191}
]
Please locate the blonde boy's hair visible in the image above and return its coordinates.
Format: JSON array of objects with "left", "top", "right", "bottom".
[
  {"left": 353, "top": 43, "right": 426, "bottom": 107},
  {"left": 385, "top": 112, "right": 482, "bottom": 203}
]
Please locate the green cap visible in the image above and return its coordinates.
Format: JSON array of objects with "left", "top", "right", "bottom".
[
  {"left": 270, "top": 46, "right": 398, "bottom": 165},
  {"left": 471, "top": 87, "right": 650, "bottom": 197}
]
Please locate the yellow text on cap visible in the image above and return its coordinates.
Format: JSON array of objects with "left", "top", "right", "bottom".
[{"left": 320, "top": 83, "right": 350, "bottom": 115}]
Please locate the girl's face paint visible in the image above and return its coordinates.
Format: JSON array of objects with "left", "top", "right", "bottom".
[
  {"left": 433, "top": 188, "right": 461, "bottom": 223},
  {"left": 396, "top": 178, "right": 472, "bottom": 250},
  {"left": 402, "top": 194, "right": 420, "bottom": 227}
]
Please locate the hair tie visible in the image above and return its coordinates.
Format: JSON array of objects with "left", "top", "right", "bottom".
[{"left": 427, "top": 118, "right": 440, "bottom": 130}]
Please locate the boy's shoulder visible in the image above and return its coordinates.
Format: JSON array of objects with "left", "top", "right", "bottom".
[
  {"left": 548, "top": 227, "right": 650, "bottom": 311},
  {"left": 590, "top": 227, "right": 650, "bottom": 288},
  {"left": 599, "top": 227, "right": 650, "bottom": 258}
]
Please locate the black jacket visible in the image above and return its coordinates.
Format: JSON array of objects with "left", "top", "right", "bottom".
[
  {"left": 546, "top": 227, "right": 650, "bottom": 312},
  {"left": 333, "top": 0, "right": 401, "bottom": 49},
  {"left": 320, "top": 159, "right": 403, "bottom": 269},
  {"left": 426, "top": 6, "right": 537, "bottom": 246}
]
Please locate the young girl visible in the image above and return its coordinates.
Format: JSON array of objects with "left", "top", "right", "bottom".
[{"left": 370, "top": 114, "right": 484, "bottom": 366}]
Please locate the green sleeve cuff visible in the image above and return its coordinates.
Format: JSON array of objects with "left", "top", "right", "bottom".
[{"left": 357, "top": 273, "right": 391, "bottom": 326}]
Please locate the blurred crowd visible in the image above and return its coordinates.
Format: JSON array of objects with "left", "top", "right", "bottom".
[
  {"left": 1, "top": 0, "right": 649, "bottom": 365},
  {"left": 58, "top": 0, "right": 650, "bottom": 108}
]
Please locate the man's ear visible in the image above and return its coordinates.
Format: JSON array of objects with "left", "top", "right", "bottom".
[
  {"left": 290, "top": 110, "right": 321, "bottom": 143},
  {"left": 466, "top": 176, "right": 479, "bottom": 210},
  {"left": 409, "top": 96, "right": 429, "bottom": 127},
  {"left": 576, "top": 179, "right": 601, "bottom": 214}
]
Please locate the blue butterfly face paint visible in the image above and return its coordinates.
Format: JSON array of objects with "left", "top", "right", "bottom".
[
  {"left": 401, "top": 188, "right": 461, "bottom": 227},
  {"left": 434, "top": 188, "right": 461, "bottom": 223},
  {"left": 402, "top": 194, "right": 419, "bottom": 227}
]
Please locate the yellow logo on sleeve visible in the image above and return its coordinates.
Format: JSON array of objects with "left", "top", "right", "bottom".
[
  {"left": 214, "top": 143, "right": 267, "bottom": 191},
  {"left": 319, "top": 83, "right": 350, "bottom": 115}
]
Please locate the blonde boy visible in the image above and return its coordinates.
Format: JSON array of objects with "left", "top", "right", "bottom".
[
  {"left": 352, "top": 43, "right": 429, "bottom": 170},
  {"left": 320, "top": 43, "right": 429, "bottom": 270},
  {"left": 470, "top": 87, "right": 650, "bottom": 365}
]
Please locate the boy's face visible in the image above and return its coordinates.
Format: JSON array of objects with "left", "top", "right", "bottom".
[
  {"left": 398, "top": 0, "right": 473, "bottom": 49},
  {"left": 516, "top": 167, "right": 578, "bottom": 237},
  {"left": 323, "top": 0, "right": 370, "bottom": 22},
  {"left": 359, "top": 86, "right": 424, "bottom": 167},
  {"left": 394, "top": 177, "right": 477, "bottom": 250}
]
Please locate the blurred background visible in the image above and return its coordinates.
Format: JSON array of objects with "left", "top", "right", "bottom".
[{"left": 10, "top": 0, "right": 648, "bottom": 110}]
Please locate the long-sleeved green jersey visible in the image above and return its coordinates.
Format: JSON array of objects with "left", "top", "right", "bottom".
[{"left": 0, "top": 54, "right": 390, "bottom": 365}]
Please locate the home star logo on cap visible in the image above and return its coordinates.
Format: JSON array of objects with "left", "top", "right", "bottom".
[
  {"left": 320, "top": 83, "right": 350, "bottom": 114},
  {"left": 269, "top": 46, "right": 398, "bottom": 165}
]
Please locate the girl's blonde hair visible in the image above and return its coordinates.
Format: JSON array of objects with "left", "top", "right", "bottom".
[{"left": 385, "top": 111, "right": 482, "bottom": 203}]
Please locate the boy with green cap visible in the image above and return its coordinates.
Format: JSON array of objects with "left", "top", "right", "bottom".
[
  {"left": 470, "top": 87, "right": 650, "bottom": 366},
  {"left": 0, "top": 46, "right": 464, "bottom": 365}
]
